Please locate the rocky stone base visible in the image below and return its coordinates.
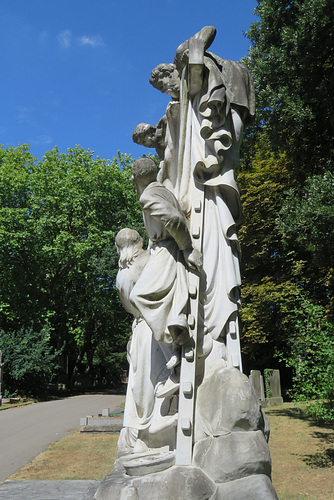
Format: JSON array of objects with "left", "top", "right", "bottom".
[
  {"left": 94, "top": 365, "right": 278, "bottom": 499},
  {"left": 94, "top": 462, "right": 215, "bottom": 499},
  {"left": 94, "top": 461, "right": 278, "bottom": 500},
  {"left": 193, "top": 430, "right": 272, "bottom": 484}
]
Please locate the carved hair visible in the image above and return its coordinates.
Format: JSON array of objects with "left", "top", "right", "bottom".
[
  {"left": 132, "top": 122, "right": 156, "bottom": 146},
  {"left": 132, "top": 158, "right": 157, "bottom": 185},
  {"left": 115, "top": 228, "right": 144, "bottom": 269},
  {"left": 149, "top": 63, "right": 177, "bottom": 91}
]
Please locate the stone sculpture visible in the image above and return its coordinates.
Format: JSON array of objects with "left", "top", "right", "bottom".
[
  {"left": 115, "top": 228, "right": 178, "bottom": 453},
  {"left": 94, "top": 26, "right": 278, "bottom": 500}
]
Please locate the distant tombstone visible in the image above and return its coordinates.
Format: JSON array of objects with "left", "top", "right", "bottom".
[
  {"left": 249, "top": 370, "right": 266, "bottom": 406},
  {"left": 265, "top": 369, "right": 283, "bottom": 406}
]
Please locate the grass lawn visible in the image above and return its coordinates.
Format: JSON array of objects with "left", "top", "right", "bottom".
[
  {"left": 0, "top": 399, "right": 36, "bottom": 410},
  {"left": 264, "top": 403, "right": 334, "bottom": 500},
  {"left": 8, "top": 402, "right": 334, "bottom": 499},
  {"left": 9, "top": 432, "right": 119, "bottom": 481}
]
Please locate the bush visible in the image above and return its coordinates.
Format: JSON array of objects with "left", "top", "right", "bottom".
[
  {"left": 277, "top": 300, "right": 334, "bottom": 424},
  {"left": 0, "top": 325, "right": 59, "bottom": 397}
]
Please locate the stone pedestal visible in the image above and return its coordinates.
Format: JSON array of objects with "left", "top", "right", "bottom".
[
  {"left": 95, "top": 461, "right": 216, "bottom": 500},
  {"left": 94, "top": 366, "right": 277, "bottom": 499},
  {"left": 94, "top": 463, "right": 277, "bottom": 500}
]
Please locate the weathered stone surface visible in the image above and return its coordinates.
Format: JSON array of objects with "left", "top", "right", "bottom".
[
  {"left": 122, "top": 451, "right": 175, "bottom": 476},
  {"left": 193, "top": 430, "right": 271, "bottom": 483},
  {"left": 262, "top": 408, "right": 271, "bottom": 442},
  {"left": 94, "top": 465, "right": 217, "bottom": 500},
  {"left": 266, "top": 369, "right": 284, "bottom": 406},
  {"left": 268, "top": 396, "right": 284, "bottom": 405},
  {"left": 214, "top": 474, "right": 278, "bottom": 500},
  {"left": 80, "top": 416, "right": 123, "bottom": 433},
  {"left": 0, "top": 480, "right": 100, "bottom": 500},
  {"left": 81, "top": 424, "right": 123, "bottom": 433},
  {"left": 249, "top": 369, "right": 266, "bottom": 404},
  {"left": 195, "top": 363, "right": 266, "bottom": 441}
]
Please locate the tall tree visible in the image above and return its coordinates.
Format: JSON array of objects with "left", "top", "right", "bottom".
[
  {"left": 276, "top": 171, "right": 334, "bottom": 319},
  {"left": 244, "top": 0, "right": 334, "bottom": 179},
  {"left": 0, "top": 145, "right": 143, "bottom": 391},
  {"left": 238, "top": 0, "right": 334, "bottom": 392},
  {"left": 238, "top": 140, "right": 295, "bottom": 373}
]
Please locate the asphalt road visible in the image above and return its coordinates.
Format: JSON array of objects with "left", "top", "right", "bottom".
[{"left": 0, "top": 393, "right": 125, "bottom": 482}]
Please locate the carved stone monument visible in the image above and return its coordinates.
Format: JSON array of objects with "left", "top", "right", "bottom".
[
  {"left": 249, "top": 369, "right": 266, "bottom": 407},
  {"left": 95, "top": 27, "right": 278, "bottom": 499},
  {"left": 265, "top": 369, "right": 284, "bottom": 406}
]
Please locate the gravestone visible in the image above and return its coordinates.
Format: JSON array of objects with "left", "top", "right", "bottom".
[
  {"left": 94, "top": 26, "right": 277, "bottom": 500},
  {"left": 249, "top": 369, "right": 266, "bottom": 406},
  {"left": 265, "top": 369, "right": 284, "bottom": 406}
]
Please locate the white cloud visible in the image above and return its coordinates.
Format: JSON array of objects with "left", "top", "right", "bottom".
[
  {"left": 57, "top": 30, "right": 72, "bottom": 48},
  {"left": 30, "top": 135, "right": 53, "bottom": 146},
  {"left": 78, "top": 35, "right": 104, "bottom": 48},
  {"left": 38, "top": 31, "right": 49, "bottom": 44},
  {"left": 17, "top": 106, "right": 35, "bottom": 125}
]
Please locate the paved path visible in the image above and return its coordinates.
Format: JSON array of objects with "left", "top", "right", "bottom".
[
  {"left": 0, "top": 480, "right": 99, "bottom": 499},
  {"left": 0, "top": 393, "right": 125, "bottom": 482}
]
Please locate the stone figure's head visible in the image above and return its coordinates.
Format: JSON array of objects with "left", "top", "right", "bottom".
[
  {"left": 132, "top": 158, "right": 157, "bottom": 195},
  {"left": 115, "top": 228, "right": 144, "bottom": 269},
  {"left": 150, "top": 63, "right": 180, "bottom": 99},
  {"left": 132, "top": 122, "right": 157, "bottom": 148}
]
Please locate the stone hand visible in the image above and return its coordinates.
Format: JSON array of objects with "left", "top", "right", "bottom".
[
  {"left": 184, "top": 247, "right": 203, "bottom": 272},
  {"left": 179, "top": 48, "right": 189, "bottom": 70}
]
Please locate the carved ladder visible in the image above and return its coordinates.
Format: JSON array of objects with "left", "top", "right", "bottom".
[{"left": 175, "top": 184, "right": 204, "bottom": 466}]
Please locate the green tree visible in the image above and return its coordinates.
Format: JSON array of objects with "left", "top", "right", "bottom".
[
  {"left": 238, "top": 141, "right": 291, "bottom": 284},
  {"left": 237, "top": 141, "right": 294, "bottom": 371},
  {"left": 239, "top": 0, "right": 334, "bottom": 412},
  {"left": 0, "top": 325, "right": 59, "bottom": 397},
  {"left": 244, "top": 0, "right": 334, "bottom": 179},
  {"left": 0, "top": 145, "right": 144, "bottom": 391},
  {"left": 276, "top": 171, "right": 334, "bottom": 318},
  {"left": 276, "top": 300, "right": 334, "bottom": 424},
  {"left": 0, "top": 145, "right": 37, "bottom": 329}
]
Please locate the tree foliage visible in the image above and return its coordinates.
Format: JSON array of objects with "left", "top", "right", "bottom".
[
  {"left": 238, "top": 141, "right": 294, "bottom": 373},
  {"left": 238, "top": 141, "right": 291, "bottom": 283},
  {"left": 277, "top": 171, "right": 334, "bottom": 318},
  {"left": 0, "top": 325, "right": 59, "bottom": 397},
  {"left": 239, "top": 0, "right": 334, "bottom": 416},
  {"left": 244, "top": 0, "right": 334, "bottom": 178},
  {"left": 276, "top": 300, "right": 334, "bottom": 424},
  {"left": 0, "top": 145, "right": 143, "bottom": 394}
]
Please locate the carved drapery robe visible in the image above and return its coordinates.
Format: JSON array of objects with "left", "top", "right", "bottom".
[
  {"left": 158, "top": 54, "right": 255, "bottom": 342},
  {"left": 116, "top": 254, "right": 168, "bottom": 431},
  {"left": 130, "top": 182, "right": 191, "bottom": 344}
]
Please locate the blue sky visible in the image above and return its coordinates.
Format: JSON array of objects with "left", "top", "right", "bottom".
[{"left": 0, "top": 0, "right": 258, "bottom": 162}]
